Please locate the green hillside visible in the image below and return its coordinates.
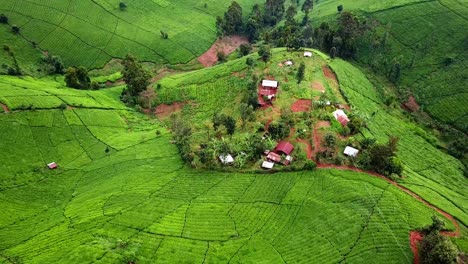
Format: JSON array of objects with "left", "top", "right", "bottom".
[
  {"left": 0, "top": 0, "right": 261, "bottom": 68},
  {"left": 0, "top": 49, "right": 465, "bottom": 262},
  {"left": 0, "top": 74, "right": 459, "bottom": 263},
  {"left": 1, "top": 0, "right": 466, "bottom": 131},
  {"left": 0, "top": 0, "right": 466, "bottom": 262},
  {"left": 312, "top": 0, "right": 468, "bottom": 132}
]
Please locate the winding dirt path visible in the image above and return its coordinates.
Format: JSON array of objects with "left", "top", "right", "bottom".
[
  {"left": 317, "top": 164, "right": 460, "bottom": 263},
  {"left": 307, "top": 119, "right": 460, "bottom": 264}
]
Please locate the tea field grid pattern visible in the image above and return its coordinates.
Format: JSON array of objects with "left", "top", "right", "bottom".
[
  {"left": 329, "top": 59, "right": 468, "bottom": 225},
  {"left": 0, "top": 0, "right": 263, "bottom": 68},
  {"left": 0, "top": 157, "right": 448, "bottom": 263}
]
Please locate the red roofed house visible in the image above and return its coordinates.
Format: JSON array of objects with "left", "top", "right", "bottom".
[
  {"left": 274, "top": 141, "right": 294, "bottom": 155},
  {"left": 333, "top": 110, "right": 350, "bottom": 126},
  {"left": 267, "top": 152, "right": 281, "bottom": 163},
  {"left": 47, "top": 162, "right": 58, "bottom": 169}
]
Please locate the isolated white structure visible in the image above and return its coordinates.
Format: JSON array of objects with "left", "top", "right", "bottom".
[
  {"left": 262, "top": 80, "right": 278, "bottom": 88},
  {"left": 285, "top": 60, "right": 293, "bottom": 66},
  {"left": 343, "top": 146, "right": 359, "bottom": 157},
  {"left": 303, "top": 51, "right": 312, "bottom": 57},
  {"left": 262, "top": 161, "right": 275, "bottom": 169},
  {"left": 219, "top": 154, "right": 234, "bottom": 164}
]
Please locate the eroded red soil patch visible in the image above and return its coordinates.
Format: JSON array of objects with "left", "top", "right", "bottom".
[
  {"left": 322, "top": 65, "right": 338, "bottom": 83},
  {"left": 402, "top": 95, "right": 420, "bottom": 112},
  {"left": 291, "top": 99, "right": 312, "bottom": 112},
  {"left": 155, "top": 102, "right": 187, "bottom": 119},
  {"left": 311, "top": 81, "right": 325, "bottom": 93},
  {"left": 198, "top": 35, "right": 249, "bottom": 67},
  {"left": 410, "top": 231, "right": 423, "bottom": 264},
  {"left": 1, "top": 104, "right": 10, "bottom": 113}
]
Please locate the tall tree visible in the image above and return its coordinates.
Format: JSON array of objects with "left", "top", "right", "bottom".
[
  {"left": 301, "top": 0, "right": 313, "bottom": 13},
  {"left": 264, "top": 0, "right": 286, "bottom": 26},
  {"left": 223, "top": 1, "right": 243, "bottom": 35},
  {"left": 65, "top": 67, "right": 90, "bottom": 89},
  {"left": 258, "top": 45, "right": 272, "bottom": 62},
  {"left": 296, "top": 62, "right": 305, "bottom": 83},
  {"left": 121, "top": 54, "right": 151, "bottom": 97},
  {"left": 224, "top": 116, "right": 237, "bottom": 136}
]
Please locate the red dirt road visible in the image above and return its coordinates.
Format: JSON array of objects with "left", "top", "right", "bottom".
[
  {"left": 410, "top": 231, "right": 423, "bottom": 264},
  {"left": 198, "top": 35, "right": 248, "bottom": 67},
  {"left": 308, "top": 119, "right": 460, "bottom": 264}
]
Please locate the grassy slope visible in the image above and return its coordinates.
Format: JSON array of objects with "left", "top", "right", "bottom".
[
  {"left": 0, "top": 0, "right": 262, "bottom": 69},
  {"left": 0, "top": 25, "right": 42, "bottom": 75},
  {"left": 312, "top": 0, "right": 468, "bottom": 132},
  {"left": 328, "top": 58, "right": 467, "bottom": 225},
  {"left": 0, "top": 75, "right": 458, "bottom": 263}
]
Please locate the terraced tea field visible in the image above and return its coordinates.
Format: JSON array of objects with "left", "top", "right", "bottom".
[
  {"left": 0, "top": 49, "right": 465, "bottom": 263},
  {"left": 0, "top": 0, "right": 262, "bottom": 68}
]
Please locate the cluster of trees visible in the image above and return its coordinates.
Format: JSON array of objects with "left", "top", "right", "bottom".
[
  {"left": 170, "top": 114, "right": 194, "bottom": 164},
  {"left": 213, "top": 112, "right": 237, "bottom": 136},
  {"left": 356, "top": 136, "right": 403, "bottom": 177},
  {"left": 419, "top": 216, "right": 459, "bottom": 264},
  {"left": 120, "top": 54, "right": 151, "bottom": 105},
  {"left": 217, "top": 1, "right": 369, "bottom": 60},
  {"left": 41, "top": 54, "right": 65, "bottom": 74},
  {"left": 268, "top": 108, "right": 295, "bottom": 140},
  {"left": 216, "top": 0, "right": 287, "bottom": 40},
  {"left": 64, "top": 66, "right": 95, "bottom": 90}
]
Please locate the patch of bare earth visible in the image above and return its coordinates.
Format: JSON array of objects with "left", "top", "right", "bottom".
[
  {"left": 198, "top": 35, "right": 249, "bottom": 67},
  {"left": 154, "top": 102, "right": 187, "bottom": 119},
  {"left": 1, "top": 104, "right": 10, "bottom": 113},
  {"left": 322, "top": 65, "right": 338, "bottom": 83},
  {"left": 311, "top": 81, "right": 325, "bottom": 93},
  {"left": 402, "top": 95, "right": 420, "bottom": 112},
  {"left": 291, "top": 99, "right": 312, "bottom": 112}
]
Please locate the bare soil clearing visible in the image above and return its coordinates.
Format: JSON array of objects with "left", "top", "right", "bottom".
[
  {"left": 311, "top": 81, "right": 325, "bottom": 93},
  {"left": 155, "top": 102, "right": 187, "bottom": 119},
  {"left": 198, "top": 35, "right": 248, "bottom": 67},
  {"left": 322, "top": 65, "right": 338, "bottom": 83},
  {"left": 403, "top": 95, "right": 420, "bottom": 112},
  {"left": 291, "top": 99, "right": 312, "bottom": 112}
]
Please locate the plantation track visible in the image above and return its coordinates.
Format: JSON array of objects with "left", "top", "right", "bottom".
[
  {"left": 306, "top": 118, "right": 461, "bottom": 263},
  {"left": 317, "top": 164, "right": 461, "bottom": 263}
]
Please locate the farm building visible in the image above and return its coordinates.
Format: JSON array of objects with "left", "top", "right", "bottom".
[
  {"left": 262, "top": 80, "right": 278, "bottom": 89},
  {"left": 283, "top": 155, "right": 293, "bottom": 165},
  {"left": 219, "top": 154, "right": 234, "bottom": 165},
  {"left": 262, "top": 161, "right": 275, "bottom": 169},
  {"left": 343, "top": 146, "right": 359, "bottom": 157},
  {"left": 303, "top": 51, "right": 312, "bottom": 57},
  {"left": 267, "top": 152, "right": 281, "bottom": 163},
  {"left": 274, "top": 141, "right": 294, "bottom": 155},
  {"left": 47, "top": 162, "right": 58, "bottom": 169},
  {"left": 333, "top": 109, "right": 350, "bottom": 126}
]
